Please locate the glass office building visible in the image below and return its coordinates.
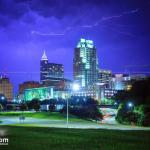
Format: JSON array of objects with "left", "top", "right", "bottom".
[{"left": 73, "top": 39, "right": 99, "bottom": 88}]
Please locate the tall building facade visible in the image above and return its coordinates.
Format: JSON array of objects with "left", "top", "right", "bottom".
[
  {"left": 40, "top": 51, "right": 64, "bottom": 85},
  {"left": 98, "top": 69, "right": 112, "bottom": 88},
  {"left": 73, "top": 39, "right": 99, "bottom": 88},
  {"left": 0, "top": 77, "right": 13, "bottom": 100}
]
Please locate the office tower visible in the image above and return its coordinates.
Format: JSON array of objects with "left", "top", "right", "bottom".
[
  {"left": 73, "top": 38, "right": 99, "bottom": 88},
  {"left": 40, "top": 51, "right": 64, "bottom": 84},
  {"left": 98, "top": 69, "right": 112, "bottom": 88},
  {"left": 47, "top": 63, "right": 64, "bottom": 79},
  {"left": 40, "top": 50, "right": 67, "bottom": 90},
  {"left": 0, "top": 76, "right": 13, "bottom": 101},
  {"left": 40, "top": 50, "right": 49, "bottom": 83}
]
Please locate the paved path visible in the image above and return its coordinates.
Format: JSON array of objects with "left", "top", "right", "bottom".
[{"left": 1, "top": 116, "right": 150, "bottom": 130}]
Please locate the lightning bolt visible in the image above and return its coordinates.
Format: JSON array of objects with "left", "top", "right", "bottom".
[
  {"left": 79, "top": 8, "right": 139, "bottom": 28},
  {"left": 31, "top": 8, "right": 139, "bottom": 37}
]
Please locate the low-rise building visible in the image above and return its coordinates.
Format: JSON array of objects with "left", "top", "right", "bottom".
[
  {"left": 0, "top": 77, "right": 13, "bottom": 101},
  {"left": 19, "top": 81, "right": 41, "bottom": 94}
]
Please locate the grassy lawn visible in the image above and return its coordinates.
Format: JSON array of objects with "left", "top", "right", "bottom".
[
  {"left": 0, "top": 111, "right": 88, "bottom": 122},
  {"left": 0, "top": 126, "right": 150, "bottom": 150}
]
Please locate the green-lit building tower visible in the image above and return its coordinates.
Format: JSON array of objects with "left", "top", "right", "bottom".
[{"left": 73, "top": 38, "right": 99, "bottom": 89}]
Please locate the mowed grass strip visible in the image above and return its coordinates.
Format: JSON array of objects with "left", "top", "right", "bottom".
[
  {"left": 1, "top": 126, "right": 150, "bottom": 150},
  {"left": 0, "top": 111, "right": 89, "bottom": 122},
  {"left": 0, "top": 111, "right": 68, "bottom": 119}
]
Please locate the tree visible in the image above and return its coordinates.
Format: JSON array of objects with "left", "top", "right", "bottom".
[
  {"left": 49, "top": 104, "right": 55, "bottom": 112},
  {"left": 0, "top": 104, "right": 3, "bottom": 111},
  {"left": 20, "top": 103, "right": 28, "bottom": 111},
  {"left": 116, "top": 103, "right": 150, "bottom": 126},
  {"left": 28, "top": 99, "right": 40, "bottom": 112},
  {"left": 130, "top": 78, "right": 150, "bottom": 105},
  {"left": 115, "top": 78, "right": 150, "bottom": 126},
  {"left": 113, "top": 90, "right": 130, "bottom": 103},
  {"left": 114, "top": 78, "right": 150, "bottom": 105},
  {"left": 68, "top": 97, "right": 103, "bottom": 120},
  {"left": 0, "top": 94, "right": 7, "bottom": 108},
  {"left": 6, "top": 105, "right": 16, "bottom": 111}
]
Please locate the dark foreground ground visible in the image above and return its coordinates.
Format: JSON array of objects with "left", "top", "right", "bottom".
[{"left": 0, "top": 126, "right": 150, "bottom": 150}]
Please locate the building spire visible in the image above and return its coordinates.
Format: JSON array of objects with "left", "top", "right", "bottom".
[{"left": 41, "top": 50, "right": 48, "bottom": 60}]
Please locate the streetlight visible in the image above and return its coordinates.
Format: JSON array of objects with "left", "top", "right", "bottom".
[
  {"left": 66, "top": 97, "right": 69, "bottom": 128},
  {"left": 114, "top": 102, "right": 117, "bottom": 105},
  {"left": 127, "top": 102, "right": 134, "bottom": 112},
  {"left": 72, "top": 83, "right": 80, "bottom": 91},
  {"left": 66, "top": 83, "right": 80, "bottom": 128},
  {"left": 1, "top": 96, "right": 5, "bottom": 100},
  {"left": 128, "top": 102, "right": 133, "bottom": 108}
]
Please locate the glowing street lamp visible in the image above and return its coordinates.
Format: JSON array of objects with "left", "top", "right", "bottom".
[
  {"left": 66, "top": 83, "right": 80, "bottom": 128},
  {"left": 72, "top": 83, "right": 80, "bottom": 91},
  {"left": 1, "top": 96, "right": 5, "bottom": 100},
  {"left": 114, "top": 102, "right": 117, "bottom": 105},
  {"left": 128, "top": 102, "right": 133, "bottom": 108}
]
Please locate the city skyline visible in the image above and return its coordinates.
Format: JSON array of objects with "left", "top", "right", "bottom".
[
  {"left": 0, "top": 1, "right": 150, "bottom": 148},
  {"left": 0, "top": 0, "right": 150, "bottom": 92}
]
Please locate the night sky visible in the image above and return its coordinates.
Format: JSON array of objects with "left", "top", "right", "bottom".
[{"left": 0, "top": 0, "right": 150, "bottom": 93}]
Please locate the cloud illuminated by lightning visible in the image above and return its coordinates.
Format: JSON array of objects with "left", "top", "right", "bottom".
[
  {"left": 31, "top": 8, "right": 139, "bottom": 37},
  {"left": 79, "top": 8, "right": 139, "bottom": 28}
]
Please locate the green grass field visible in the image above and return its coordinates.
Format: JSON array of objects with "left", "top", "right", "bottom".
[
  {"left": 0, "top": 111, "right": 88, "bottom": 122},
  {"left": 1, "top": 126, "right": 150, "bottom": 150},
  {"left": 0, "top": 111, "right": 68, "bottom": 119}
]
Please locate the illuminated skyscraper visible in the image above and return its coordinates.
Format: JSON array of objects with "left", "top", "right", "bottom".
[
  {"left": 40, "top": 51, "right": 64, "bottom": 84},
  {"left": 40, "top": 51, "right": 49, "bottom": 83},
  {"left": 73, "top": 39, "right": 99, "bottom": 88}
]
